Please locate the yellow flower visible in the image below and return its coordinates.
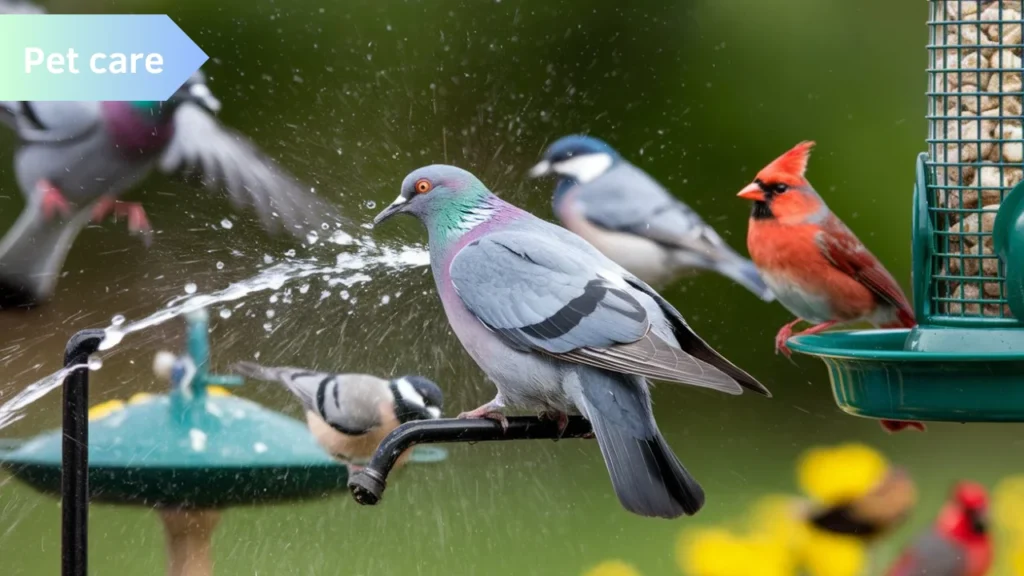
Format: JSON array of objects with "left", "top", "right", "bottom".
[
  {"left": 127, "top": 392, "right": 155, "bottom": 405},
  {"left": 747, "top": 494, "right": 809, "bottom": 550},
  {"left": 678, "top": 527, "right": 796, "bottom": 576},
  {"left": 207, "top": 386, "right": 231, "bottom": 397},
  {"left": 582, "top": 559, "right": 642, "bottom": 576},
  {"left": 799, "top": 527, "right": 866, "bottom": 576},
  {"left": 797, "top": 443, "right": 888, "bottom": 506},
  {"left": 994, "top": 475, "right": 1024, "bottom": 536},
  {"left": 87, "top": 400, "right": 125, "bottom": 421}
]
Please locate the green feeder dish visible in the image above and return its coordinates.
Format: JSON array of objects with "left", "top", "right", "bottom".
[
  {"left": 786, "top": 7, "right": 1024, "bottom": 427},
  {"left": 0, "top": 309, "right": 349, "bottom": 576}
]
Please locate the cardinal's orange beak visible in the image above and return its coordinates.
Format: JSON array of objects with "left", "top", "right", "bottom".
[{"left": 736, "top": 183, "right": 765, "bottom": 201}]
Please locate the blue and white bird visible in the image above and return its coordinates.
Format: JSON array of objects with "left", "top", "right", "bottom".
[
  {"left": 229, "top": 361, "right": 444, "bottom": 468},
  {"left": 373, "top": 164, "right": 770, "bottom": 519},
  {"left": 528, "top": 135, "right": 773, "bottom": 300}
]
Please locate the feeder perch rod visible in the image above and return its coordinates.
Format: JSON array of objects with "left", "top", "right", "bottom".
[
  {"left": 61, "top": 329, "right": 104, "bottom": 576},
  {"left": 348, "top": 416, "right": 592, "bottom": 505}
]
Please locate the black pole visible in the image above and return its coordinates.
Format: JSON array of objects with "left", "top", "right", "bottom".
[
  {"left": 348, "top": 416, "right": 592, "bottom": 505},
  {"left": 61, "top": 329, "right": 104, "bottom": 576}
]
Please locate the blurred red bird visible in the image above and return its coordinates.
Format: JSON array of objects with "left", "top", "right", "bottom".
[
  {"left": 886, "top": 481, "right": 992, "bottom": 576},
  {"left": 736, "top": 141, "right": 923, "bottom": 434}
]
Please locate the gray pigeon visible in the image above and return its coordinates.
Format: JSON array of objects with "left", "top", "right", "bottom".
[
  {"left": 529, "top": 135, "right": 773, "bottom": 300},
  {"left": 230, "top": 361, "right": 443, "bottom": 467},
  {"left": 0, "top": 6, "right": 338, "bottom": 307},
  {"left": 373, "top": 164, "right": 770, "bottom": 519}
]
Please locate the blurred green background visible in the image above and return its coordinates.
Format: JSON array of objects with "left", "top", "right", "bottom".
[{"left": 0, "top": 0, "right": 1017, "bottom": 575}]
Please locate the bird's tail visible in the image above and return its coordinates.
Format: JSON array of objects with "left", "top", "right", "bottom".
[
  {"left": 709, "top": 251, "right": 775, "bottom": 302},
  {"left": 0, "top": 199, "right": 95, "bottom": 310},
  {"left": 574, "top": 369, "right": 704, "bottom": 518},
  {"left": 229, "top": 361, "right": 290, "bottom": 383}
]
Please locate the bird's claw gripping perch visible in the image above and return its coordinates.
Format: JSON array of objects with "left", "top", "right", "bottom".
[
  {"left": 539, "top": 410, "right": 570, "bottom": 440},
  {"left": 457, "top": 407, "right": 509, "bottom": 432},
  {"left": 37, "top": 180, "right": 71, "bottom": 221}
]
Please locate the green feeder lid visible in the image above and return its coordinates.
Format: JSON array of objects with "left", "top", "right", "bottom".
[{"left": 0, "top": 392, "right": 349, "bottom": 508}]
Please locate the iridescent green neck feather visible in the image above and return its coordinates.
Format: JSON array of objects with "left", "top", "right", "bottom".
[{"left": 427, "top": 186, "right": 495, "bottom": 245}]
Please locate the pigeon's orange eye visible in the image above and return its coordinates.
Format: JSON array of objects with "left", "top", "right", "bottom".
[{"left": 415, "top": 179, "right": 433, "bottom": 194}]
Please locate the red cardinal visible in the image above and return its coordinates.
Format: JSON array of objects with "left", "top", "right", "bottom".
[
  {"left": 886, "top": 481, "right": 992, "bottom": 576},
  {"left": 737, "top": 141, "right": 923, "bottom": 434}
]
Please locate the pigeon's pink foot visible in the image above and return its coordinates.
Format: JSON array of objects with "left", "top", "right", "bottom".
[
  {"left": 91, "top": 195, "right": 117, "bottom": 223},
  {"left": 458, "top": 403, "right": 508, "bottom": 432},
  {"left": 539, "top": 410, "right": 570, "bottom": 439},
  {"left": 36, "top": 180, "right": 71, "bottom": 221},
  {"left": 113, "top": 201, "right": 152, "bottom": 246}
]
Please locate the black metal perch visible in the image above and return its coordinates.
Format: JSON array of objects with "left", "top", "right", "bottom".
[
  {"left": 348, "top": 416, "right": 593, "bottom": 505},
  {"left": 62, "top": 329, "right": 105, "bottom": 576}
]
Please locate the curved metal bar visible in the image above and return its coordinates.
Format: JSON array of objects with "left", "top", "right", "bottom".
[
  {"left": 62, "top": 329, "right": 104, "bottom": 576},
  {"left": 348, "top": 416, "right": 592, "bottom": 506}
]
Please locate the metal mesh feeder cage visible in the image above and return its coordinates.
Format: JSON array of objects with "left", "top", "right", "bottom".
[{"left": 787, "top": 0, "right": 1024, "bottom": 423}]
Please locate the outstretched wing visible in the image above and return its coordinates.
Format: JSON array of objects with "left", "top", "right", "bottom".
[
  {"left": 160, "top": 102, "right": 341, "bottom": 238},
  {"left": 816, "top": 214, "right": 915, "bottom": 327},
  {"left": 448, "top": 230, "right": 742, "bottom": 394},
  {"left": 0, "top": 0, "right": 45, "bottom": 14}
]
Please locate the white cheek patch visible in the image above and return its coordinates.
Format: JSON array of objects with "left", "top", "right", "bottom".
[
  {"left": 427, "top": 406, "right": 442, "bottom": 419},
  {"left": 395, "top": 377, "right": 426, "bottom": 407},
  {"left": 554, "top": 153, "right": 613, "bottom": 183}
]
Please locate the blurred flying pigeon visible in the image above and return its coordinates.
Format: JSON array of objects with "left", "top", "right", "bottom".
[
  {"left": 528, "top": 135, "right": 773, "bottom": 300},
  {"left": 373, "top": 164, "right": 770, "bottom": 519},
  {"left": 230, "top": 361, "right": 443, "bottom": 468},
  {"left": 0, "top": 2, "right": 339, "bottom": 308},
  {"left": 0, "top": 0, "right": 43, "bottom": 13}
]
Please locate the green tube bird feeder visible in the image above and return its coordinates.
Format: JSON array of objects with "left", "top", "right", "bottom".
[
  {"left": 788, "top": 0, "right": 1024, "bottom": 423},
  {"left": 0, "top": 309, "right": 349, "bottom": 575}
]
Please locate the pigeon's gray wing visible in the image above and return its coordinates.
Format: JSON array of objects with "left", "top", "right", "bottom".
[
  {"left": 0, "top": 0, "right": 44, "bottom": 14},
  {"left": 159, "top": 102, "right": 340, "bottom": 239},
  {"left": 888, "top": 531, "right": 966, "bottom": 576},
  {"left": 1, "top": 101, "right": 103, "bottom": 143},
  {"left": 449, "top": 230, "right": 742, "bottom": 394},
  {"left": 0, "top": 196, "right": 97, "bottom": 308},
  {"left": 624, "top": 274, "right": 770, "bottom": 396},
  {"left": 582, "top": 163, "right": 733, "bottom": 257}
]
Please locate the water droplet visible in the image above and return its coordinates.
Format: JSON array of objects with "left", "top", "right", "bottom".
[
  {"left": 364, "top": 200, "right": 377, "bottom": 209},
  {"left": 321, "top": 223, "right": 330, "bottom": 230},
  {"left": 380, "top": 295, "right": 391, "bottom": 305},
  {"left": 263, "top": 322, "right": 273, "bottom": 332},
  {"left": 340, "top": 290, "right": 350, "bottom": 301},
  {"left": 184, "top": 283, "right": 197, "bottom": 295},
  {"left": 99, "top": 329, "right": 124, "bottom": 351},
  {"left": 87, "top": 355, "right": 103, "bottom": 371},
  {"left": 269, "top": 295, "right": 279, "bottom": 304},
  {"left": 306, "top": 230, "right": 320, "bottom": 245},
  {"left": 285, "top": 249, "right": 296, "bottom": 257},
  {"left": 299, "top": 284, "right": 310, "bottom": 294},
  {"left": 219, "top": 309, "right": 232, "bottom": 319},
  {"left": 111, "top": 314, "right": 125, "bottom": 327},
  {"left": 266, "top": 310, "right": 276, "bottom": 319},
  {"left": 220, "top": 219, "right": 234, "bottom": 229},
  {"left": 216, "top": 261, "right": 224, "bottom": 270},
  {"left": 263, "top": 254, "right": 274, "bottom": 264}
]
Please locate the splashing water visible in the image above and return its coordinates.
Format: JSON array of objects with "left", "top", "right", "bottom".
[
  {"left": 0, "top": 363, "right": 89, "bottom": 430},
  {"left": 0, "top": 234, "right": 429, "bottom": 432}
]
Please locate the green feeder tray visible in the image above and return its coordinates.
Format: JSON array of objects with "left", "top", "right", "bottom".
[{"left": 788, "top": 151, "right": 1024, "bottom": 423}]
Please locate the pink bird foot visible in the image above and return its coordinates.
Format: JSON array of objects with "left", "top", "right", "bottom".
[
  {"left": 880, "top": 420, "right": 927, "bottom": 434},
  {"left": 36, "top": 179, "right": 71, "bottom": 221},
  {"left": 774, "top": 319, "right": 802, "bottom": 358},
  {"left": 539, "top": 410, "right": 569, "bottom": 440},
  {"left": 91, "top": 195, "right": 117, "bottom": 223},
  {"left": 458, "top": 404, "right": 509, "bottom": 432}
]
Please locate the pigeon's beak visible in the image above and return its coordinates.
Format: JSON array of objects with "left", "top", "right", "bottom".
[
  {"left": 528, "top": 160, "right": 552, "bottom": 178},
  {"left": 736, "top": 182, "right": 765, "bottom": 202},
  {"left": 189, "top": 83, "right": 222, "bottom": 114},
  {"left": 373, "top": 195, "right": 409, "bottom": 225}
]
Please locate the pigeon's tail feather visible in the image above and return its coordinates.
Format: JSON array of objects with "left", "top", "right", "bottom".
[
  {"left": 577, "top": 370, "right": 704, "bottom": 518},
  {"left": 711, "top": 254, "right": 775, "bottom": 302},
  {"left": 0, "top": 200, "right": 94, "bottom": 310}
]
